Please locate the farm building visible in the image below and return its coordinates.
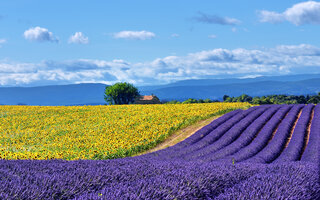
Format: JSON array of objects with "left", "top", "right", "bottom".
[{"left": 134, "top": 95, "right": 161, "bottom": 104}]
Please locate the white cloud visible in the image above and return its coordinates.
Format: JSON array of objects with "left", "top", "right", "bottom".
[
  {"left": 24, "top": 26, "right": 58, "bottom": 42},
  {"left": 68, "top": 32, "right": 89, "bottom": 44},
  {"left": 274, "top": 44, "right": 320, "bottom": 56},
  {"left": 259, "top": 1, "right": 320, "bottom": 25},
  {"left": 0, "top": 39, "right": 6, "bottom": 47},
  {"left": 1, "top": 44, "right": 320, "bottom": 86},
  {"left": 113, "top": 31, "right": 155, "bottom": 40},
  {"left": 208, "top": 34, "right": 217, "bottom": 39},
  {"left": 194, "top": 12, "right": 241, "bottom": 25},
  {"left": 259, "top": 10, "right": 284, "bottom": 23},
  {"left": 171, "top": 33, "right": 180, "bottom": 38}
]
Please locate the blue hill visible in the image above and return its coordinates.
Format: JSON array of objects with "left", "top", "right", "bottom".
[
  {"left": 0, "top": 74, "right": 320, "bottom": 105},
  {"left": 0, "top": 83, "right": 106, "bottom": 106}
]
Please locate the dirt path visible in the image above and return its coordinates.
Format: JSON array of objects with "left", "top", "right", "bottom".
[
  {"left": 284, "top": 109, "right": 302, "bottom": 148},
  {"left": 135, "top": 115, "right": 220, "bottom": 156}
]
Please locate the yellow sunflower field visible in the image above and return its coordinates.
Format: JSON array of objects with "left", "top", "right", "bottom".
[{"left": 0, "top": 103, "right": 250, "bottom": 160}]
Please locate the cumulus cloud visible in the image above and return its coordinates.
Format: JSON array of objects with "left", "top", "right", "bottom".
[
  {"left": 259, "top": 1, "right": 320, "bottom": 25},
  {"left": 194, "top": 12, "right": 241, "bottom": 25},
  {"left": 68, "top": 32, "right": 89, "bottom": 44},
  {"left": 24, "top": 26, "right": 59, "bottom": 42},
  {"left": 274, "top": 44, "right": 320, "bottom": 56},
  {"left": 0, "top": 39, "right": 6, "bottom": 47},
  {"left": 1, "top": 44, "right": 320, "bottom": 86},
  {"left": 259, "top": 10, "right": 284, "bottom": 23},
  {"left": 113, "top": 31, "right": 155, "bottom": 40}
]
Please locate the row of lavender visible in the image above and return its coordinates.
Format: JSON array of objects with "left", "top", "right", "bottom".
[
  {"left": 0, "top": 104, "right": 319, "bottom": 199},
  {"left": 146, "top": 104, "right": 319, "bottom": 165}
]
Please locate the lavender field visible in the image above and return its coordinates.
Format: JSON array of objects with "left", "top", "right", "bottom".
[{"left": 1, "top": 104, "right": 320, "bottom": 199}]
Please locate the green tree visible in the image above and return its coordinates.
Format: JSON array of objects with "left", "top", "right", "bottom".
[
  {"left": 251, "top": 97, "right": 261, "bottom": 105},
  {"left": 297, "top": 95, "right": 307, "bottom": 104},
  {"left": 223, "top": 95, "right": 229, "bottom": 101},
  {"left": 182, "top": 98, "right": 198, "bottom": 104},
  {"left": 203, "top": 98, "right": 213, "bottom": 103},
  {"left": 307, "top": 96, "right": 320, "bottom": 104},
  {"left": 224, "top": 97, "right": 232, "bottom": 102},
  {"left": 104, "top": 82, "right": 140, "bottom": 105},
  {"left": 237, "top": 94, "right": 252, "bottom": 102},
  {"left": 165, "top": 100, "right": 181, "bottom": 104}
]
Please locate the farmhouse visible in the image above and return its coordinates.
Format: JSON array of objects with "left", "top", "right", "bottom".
[{"left": 134, "top": 95, "right": 161, "bottom": 104}]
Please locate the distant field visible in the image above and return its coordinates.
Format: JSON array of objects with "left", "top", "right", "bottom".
[{"left": 0, "top": 103, "right": 250, "bottom": 160}]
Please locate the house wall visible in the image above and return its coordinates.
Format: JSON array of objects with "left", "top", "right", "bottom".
[{"left": 134, "top": 99, "right": 161, "bottom": 104}]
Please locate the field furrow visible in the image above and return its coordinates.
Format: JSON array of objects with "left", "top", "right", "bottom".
[
  {"left": 274, "top": 104, "right": 314, "bottom": 162},
  {"left": 217, "top": 105, "right": 292, "bottom": 163},
  {"left": 183, "top": 107, "right": 268, "bottom": 160},
  {"left": 145, "top": 109, "right": 242, "bottom": 158},
  {"left": 157, "top": 107, "right": 257, "bottom": 160},
  {"left": 300, "top": 105, "right": 314, "bottom": 160},
  {"left": 243, "top": 104, "right": 303, "bottom": 163},
  {"left": 206, "top": 105, "right": 280, "bottom": 162},
  {"left": 301, "top": 104, "right": 320, "bottom": 164}
]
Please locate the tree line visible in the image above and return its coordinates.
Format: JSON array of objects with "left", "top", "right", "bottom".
[
  {"left": 164, "top": 99, "right": 220, "bottom": 104},
  {"left": 104, "top": 82, "right": 320, "bottom": 105},
  {"left": 164, "top": 94, "right": 320, "bottom": 104},
  {"left": 223, "top": 93, "right": 320, "bottom": 104}
]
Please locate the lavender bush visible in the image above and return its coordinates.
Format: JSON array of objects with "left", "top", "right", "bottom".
[
  {"left": 218, "top": 105, "right": 292, "bottom": 163},
  {"left": 244, "top": 104, "right": 304, "bottom": 163},
  {"left": 274, "top": 104, "right": 314, "bottom": 162},
  {"left": 152, "top": 106, "right": 258, "bottom": 160},
  {"left": 204, "top": 105, "right": 280, "bottom": 162},
  {"left": 183, "top": 107, "right": 268, "bottom": 161},
  {"left": 301, "top": 104, "right": 320, "bottom": 164}
]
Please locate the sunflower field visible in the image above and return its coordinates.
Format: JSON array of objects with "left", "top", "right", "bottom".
[{"left": 0, "top": 103, "right": 250, "bottom": 160}]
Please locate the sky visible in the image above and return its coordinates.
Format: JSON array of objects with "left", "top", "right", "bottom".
[{"left": 1, "top": 0, "right": 320, "bottom": 86}]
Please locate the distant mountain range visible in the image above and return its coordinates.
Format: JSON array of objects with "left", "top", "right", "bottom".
[
  {"left": 0, "top": 84, "right": 106, "bottom": 106},
  {"left": 0, "top": 74, "right": 320, "bottom": 105}
]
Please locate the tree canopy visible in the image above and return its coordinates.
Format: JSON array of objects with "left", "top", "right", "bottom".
[
  {"left": 223, "top": 93, "right": 320, "bottom": 104},
  {"left": 104, "top": 82, "right": 140, "bottom": 105},
  {"left": 164, "top": 98, "right": 217, "bottom": 104}
]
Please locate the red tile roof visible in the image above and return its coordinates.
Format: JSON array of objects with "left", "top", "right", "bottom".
[{"left": 140, "top": 95, "right": 154, "bottom": 100}]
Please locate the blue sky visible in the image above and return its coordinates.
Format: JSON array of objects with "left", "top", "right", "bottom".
[{"left": 1, "top": 0, "right": 320, "bottom": 86}]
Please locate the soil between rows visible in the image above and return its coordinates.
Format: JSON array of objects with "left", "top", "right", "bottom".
[{"left": 136, "top": 115, "right": 220, "bottom": 156}]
